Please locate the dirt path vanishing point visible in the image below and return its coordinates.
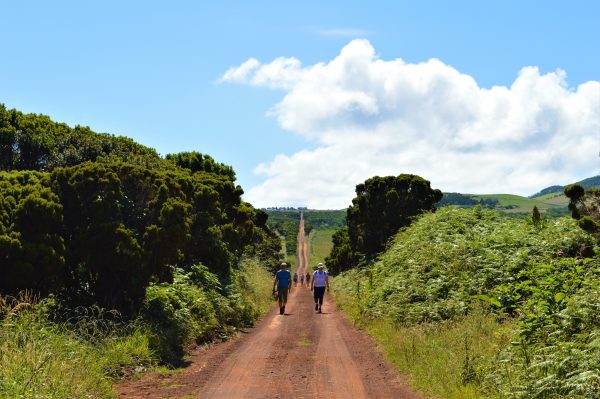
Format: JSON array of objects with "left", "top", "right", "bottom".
[
  {"left": 297, "top": 212, "right": 309, "bottom": 276},
  {"left": 118, "top": 216, "right": 424, "bottom": 399}
]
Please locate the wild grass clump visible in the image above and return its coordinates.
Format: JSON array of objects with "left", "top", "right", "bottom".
[
  {"left": 141, "top": 257, "right": 274, "bottom": 365},
  {"left": 336, "top": 289, "right": 512, "bottom": 399},
  {"left": 0, "top": 293, "right": 154, "bottom": 399},
  {"left": 333, "top": 207, "right": 600, "bottom": 398},
  {"left": 0, "top": 256, "right": 275, "bottom": 398}
]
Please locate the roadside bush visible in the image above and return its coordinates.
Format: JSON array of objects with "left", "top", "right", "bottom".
[
  {"left": 0, "top": 294, "right": 154, "bottom": 399},
  {"left": 0, "top": 254, "right": 275, "bottom": 398},
  {"left": 142, "top": 258, "right": 273, "bottom": 366},
  {"left": 333, "top": 207, "right": 600, "bottom": 399},
  {"left": 487, "top": 257, "right": 600, "bottom": 398}
]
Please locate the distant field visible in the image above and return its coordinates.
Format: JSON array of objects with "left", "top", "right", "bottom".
[
  {"left": 308, "top": 229, "right": 335, "bottom": 269},
  {"left": 470, "top": 193, "right": 566, "bottom": 213},
  {"left": 531, "top": 192, "right": 569, "bottom": 205}
]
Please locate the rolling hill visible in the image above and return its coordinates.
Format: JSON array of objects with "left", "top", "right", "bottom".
[{"left": 439, "top": 175, "right": 600, "bottom": 215}]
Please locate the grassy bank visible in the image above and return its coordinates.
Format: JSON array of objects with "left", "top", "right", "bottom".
[
  {"left": 333, "top": 207, "right": 600, "bottom": 398},
  {"left": 0, "top": 294, "right": 154, "bottom": 399},
  {"left": 335, "top": 289, "right": 512, "bottom": 399},
  {"left": 0, "top": 256, "right": 275, "bottom": 399}
]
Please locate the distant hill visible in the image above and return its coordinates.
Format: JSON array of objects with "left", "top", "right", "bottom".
[
  {"left": 530, "top": 175, "right": 600, "bottom": 198},
  {"left": 439, "top": 175, "right": 600, "bottom": 216},
  {"left": 530, "top": 185, "right": 564, "bottom": 197}
]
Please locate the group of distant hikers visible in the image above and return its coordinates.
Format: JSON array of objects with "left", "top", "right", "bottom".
[
  {"left": 272, "top": 262, "right": 329, "bottom": 315},
  {"left": 292, "top": 270, "right": 311, "bottom": 287}
]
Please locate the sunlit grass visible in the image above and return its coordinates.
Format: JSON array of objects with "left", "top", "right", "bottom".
[
  {"left": 238, "top": 256, "right": 277, "bottom": 314},
  {"left": 0, "top": 295, "right": 154, "bottom": 399},
  {"left": 309, "top": 229, "right": 335, "bottom": 268},
  {"left": 334, "top": 290, "right": 512, "bottom": 399},
  {"left": 0, "top": 256, "right": 275, "bottom": 399}
]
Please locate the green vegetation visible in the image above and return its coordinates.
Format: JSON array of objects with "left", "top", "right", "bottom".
[
  {"left": 326, "top": 174, "right": 442, "bottom": 274},
  {"left": 265, "top": 210, "right": 301, "bottom": 259},
  {"left": 564, "top": 183, "right": 600, "bottom": 242},
  {"left": 438, "top": 175, "right": 600, "bottom": 217},
  {"left": 0, "top": 162, "right": 280, "bottom": 313},
  {"left": 308, "top": 229, "right": 335, "bottom": 267},
  {"left": 0, "top": 104, "right": 165, "bottom": 172},
  {"left": 440, "top": 193, "right": 566, "bottom": 213},
  {"left": 471, "top": 194, "right": 558, "bottom": 212},
  {"left": 0, "top": 293, "right": 154, "bottom": 398},
  {"left": 333, "top": 207, "right": 600, "bottom": 398},
  {"left": 0, "top": 105, "right": 280, "bottom": 397},
  {"left": 335, "top": 292, "right": 510, "bottom": 399},
  {"left": 303, "top": 210, "right": 346, "bottom": 230},
  {"left": 0, "top": 256, "right": 273, "bottom": 398},
  {"left": 530, "top": 175, "right": 600, "bottom": 198},
  {"left": 141, "top": 257, "right": 274, "bottom": 364}
]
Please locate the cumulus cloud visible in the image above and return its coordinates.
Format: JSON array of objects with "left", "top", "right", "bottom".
[{"left": 221, "top": 39, "right": 600, "bottom": 209}]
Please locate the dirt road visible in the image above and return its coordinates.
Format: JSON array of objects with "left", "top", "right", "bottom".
[
  {"left": 297, "top": 212, "right": 309, "bottom": 276},
  {"left": 118, "top": 216, "right": 423, "bottom": 399}
]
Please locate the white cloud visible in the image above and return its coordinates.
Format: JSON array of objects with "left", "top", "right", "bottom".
[{"left": 221, "top": 39, "right": 600, "bottom": 209}]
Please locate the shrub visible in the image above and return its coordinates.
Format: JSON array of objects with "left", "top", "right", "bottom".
[{"left": 333, "top": 207, "right": 600, "bottom": 398}]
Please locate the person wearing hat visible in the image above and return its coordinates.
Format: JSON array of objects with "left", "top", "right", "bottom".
[
  {"left": 310, "top": 263, "right": 329, "bottom": 313},
  {"left": 273, "top": 262, "right": 292, "bottom": 315}
]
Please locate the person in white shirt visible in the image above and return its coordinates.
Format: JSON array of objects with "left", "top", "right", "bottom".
[{"left": 310, "top": 263, "right": 330, "bottom": 313}]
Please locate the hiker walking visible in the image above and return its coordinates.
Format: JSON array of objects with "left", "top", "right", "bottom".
[
  {"left": 293, "top": 271, "right": 299, "bottom": 286},
  {"left": 273, "top": 263, "right": 292, "bottom": 315},
  {"left": 300, "top": 272, "right": 305, "bottom": 286},
  {"left": 310, "top": 263, "right": 329, "bottom": 313},
  {"left": 305, "top": 271, "right": 310, "bottom": 287}
]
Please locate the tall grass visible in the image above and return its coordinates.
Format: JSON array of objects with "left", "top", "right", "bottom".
[
  {"left": 236, "top": 256, "right": 277, "bottom": 314},
  {"left": 0, "top": 294, "right": 154, "bottom": 399},
  {"left": 335, "top": 289, "right": 511, "bottom": 399},
  {"left": 0, "top": 256, "right": 276, "bottom": 399}
]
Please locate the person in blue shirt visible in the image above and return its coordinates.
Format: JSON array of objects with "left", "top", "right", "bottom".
[
  {"left": 310, "top": 263, "right": 330, "bottom": 313},
  {"left": 273, "top": 262, "right": 292, "bottom": 315}
]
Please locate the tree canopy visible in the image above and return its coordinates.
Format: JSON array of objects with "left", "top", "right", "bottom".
[
  {"left": 565, "top": 183, "right": 600, "bottom": 243},
  {"left": 0, "top": 104, "right": 281, "bottom": 314},
  {"left": 326, "top": 174, "right": 442, "bottom": 274}
]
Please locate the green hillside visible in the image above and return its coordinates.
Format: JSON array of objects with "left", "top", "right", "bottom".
[
  {"left": 439, "top": 175, "right": 599, "bottom": 216},
  {"left": 440, "top": 192, "right": 567, "bottom": 214},
  {"left": 530, "top": 175, "right": 600, "bottom": 198},
  {"left": 471, "top": 193, "right": 564, "bottom": 212}
]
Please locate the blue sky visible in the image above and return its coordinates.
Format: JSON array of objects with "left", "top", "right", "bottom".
[{"left": 1, "top": 1, "right": 598, "bottom": 208}]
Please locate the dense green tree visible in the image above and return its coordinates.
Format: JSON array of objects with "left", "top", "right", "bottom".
[
  {"left": 0, "top": 104, "right": 281, "bottom": 314},
  {"left": 326, "top": 174, "right": 442, "bottom": 274},
  {"left": 0, "top": 104, "right": 164, "bottom": 173},
  {"left": 0, "top": 162, "right": 281, "bottom": 312},
  {"left": 0, "top": 171, "right": 66, "bottom": 295},
  {"left": 165, "top": 151, "right": 235, "bottom": 181},
  {"left": 347, "top": 174, "right": 443, "bottom": 258},
  {"left": 565, "top": 184, "right": 600, "bottom": 242},
  {"left": 324, "top": 228, "right": 359, "bottom": 275}
]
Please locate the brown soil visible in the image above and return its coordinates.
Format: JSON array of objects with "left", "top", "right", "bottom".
[{"left": 117, "top": 213, "right": 424, "bottom": 399}]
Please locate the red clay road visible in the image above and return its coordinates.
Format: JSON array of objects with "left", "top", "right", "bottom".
[{"left": 117, "top": 214, "right": 424, "bottom": 399}]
